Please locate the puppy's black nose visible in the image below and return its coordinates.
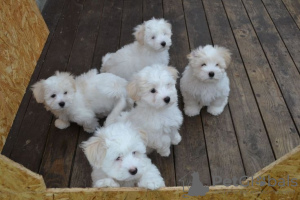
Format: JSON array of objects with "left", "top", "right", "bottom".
[
  {"left": 59, "top": 102, "right": 65, "bottom": 107},
  {"left": 129, "top": 168, "right": 138, "bottom": 175},
  {"left": 209, "top": 72, "right": 215, "bottom": 78},
  {"left": 164, "top": 96, "right": 170, "bottom": 104},
  {"left": 161, "top": 41, "right": 166, "bottom": 47}
]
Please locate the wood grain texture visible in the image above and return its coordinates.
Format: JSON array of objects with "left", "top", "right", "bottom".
[
  {"left": 222, "top": 0, "right": 300, "bottom": 159},
  {"left": 202, "top": 0, "right": 275, "bottom": 177},
  {"left": 0, "top": 0, "right": 49, "bottom": 151},
  {"left": 143, "top": 0, "right": 163, "bottom": 21},
  {"left": 282, "top": 0, "right": 300, "bottom": 30},
  {"left": 92, "top": 0, "right": 123, "bottom": 68},
  {"left": 241, "top": 0, "right": 300, "bottom": 139},
  {"left": 262, "top": 0, "right": 300, "bottom": 73}
]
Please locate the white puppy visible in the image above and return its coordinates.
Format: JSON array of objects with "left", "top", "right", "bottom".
[
  {"left": 81, "top": 122, "right": 165, "bottom": 190},
  {"left": 32, "top": 69, "right": 128, "bottom": 133},
  {"left": 180, "top": 45, "right": 231, "bottom": 116},
  {"left": 100, "top": 18, "right": 172, "bottom": 80},
  {"left": 116, "top": 64, "right": 183, "bottom": 157}
]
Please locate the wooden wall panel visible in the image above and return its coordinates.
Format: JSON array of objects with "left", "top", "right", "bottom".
[{"left": 0, "top": 0, "right": 49, "bottom": 151}]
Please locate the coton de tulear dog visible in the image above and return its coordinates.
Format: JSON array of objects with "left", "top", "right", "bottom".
[
  {"left": 115, "top": 64, "right": 183, "bottom": 157},
  {"left": 100, "top": 18, "right": 172, "bottom": 80},
  {"left": 81, "top": 122, "right": 165, "bottom": 190},
  {"left": 32, "top": 69, "right": 128, "bottom": 133},
  {"left": 180, "top": 45, "right": 231, "bottom": 117}
]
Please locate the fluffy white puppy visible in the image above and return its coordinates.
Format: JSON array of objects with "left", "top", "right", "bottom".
[
  {"left": 32, "top": 69, "right": 128, "bottom": 133},
  {"left": 116, "top": 64, "right": 183, "bottom": 157},
  {"left": 81, "top": 122, "right": 165, "bottom": 189},
  {"left": 180, "top": 45, "right": 231, "bottom": 116},
  {"left": 100, "top": 18, "right": 172, "bottom": 80}
]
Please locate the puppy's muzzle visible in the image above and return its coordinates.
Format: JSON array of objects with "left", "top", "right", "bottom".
[
  {"left": 129, "top": 168, "right": 138, "bottom": 175},
  {"left": 59, "top": 102, "right": 65, "bottom": 108},
  {"left": 164, "top": 96, "right": 170, "bottom": 104}
]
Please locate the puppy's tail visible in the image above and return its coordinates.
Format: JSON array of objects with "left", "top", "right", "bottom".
[
  {"left": 104, "top": 96, "right": 127, "bottom": 126},
  {"left": 100, "top": 53, "right": 112, "bottom": 73}
]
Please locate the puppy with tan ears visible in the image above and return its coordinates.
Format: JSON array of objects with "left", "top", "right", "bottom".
[
  {"left": 101, "top": 18, "right": 172, "bottom": 81},
  {"left": 32, "top": 69, "right": 128, "bottom": 133},
  {"left": 115, "top": 64, "right": 183, "bottom": 157},
  {"left": 81, "top": 122, "right": 165, "bottom": 189},
  {"left": 180, "top": 45, "right": 231, "bottom": 117}
]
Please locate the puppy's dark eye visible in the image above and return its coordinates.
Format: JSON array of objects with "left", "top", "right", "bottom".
[
  {"left": 152, "top": 36, "right": 155, "bottom": 39},
  {"left": 64, "top": 91, "right": 67, "bottom": 95},
  {"left": 132, "top": 151, "right": 136, "bottom": 155},
  {"left": 116, "top": 156, "right": 121, "bottom": 161},
  {"left": 216, "top": 64, "right": 219, "bottom": 66},
  {"left": 201, "top": 63, "right": 206, "bottom": 67},
  {"left": 150, "top": 88, "right": 156, "bottom": 93},
  {"left": 51, "top": 94, "right": 56, "bottom": 98}
]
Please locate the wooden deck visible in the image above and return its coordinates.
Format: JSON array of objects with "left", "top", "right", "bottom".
[{"left": 2, "top": 0, "right": 300, "bottom": 188}]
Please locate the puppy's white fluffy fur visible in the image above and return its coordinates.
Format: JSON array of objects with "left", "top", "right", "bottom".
[
  {"left": 81, "top": 122, "right": 165, "bottom": 190},
  {"left": 180, "top": 45, "right": 231, "bottom": 116},
  {"left": 32, "top": 69, "right": 128, "bottom": 133},
  {"left": 101, "top": 18, "right": 172, "bottom": 80},
  {"left": 115, "top": 64, "right": 183, "bottom": 157}
]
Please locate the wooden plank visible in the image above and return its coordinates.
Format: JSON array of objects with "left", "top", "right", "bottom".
[
  {"left": 1, "top": 0, "right": 67, "bottom": 160},
  {"left": 40, "top": 0, "right": 105, "bottom": 188},
  {"left": 39, "top": 122, "right": 80, "bottom": 188},
  {"left": 202, "top": 0, "right": 275, "bottom": 177},
  {"left": 46, "top": 187, "right": 260, "bottom": 200},
  {"left": 64, "top": 0, "right": 105, "bottom": 188},
  {"left": 222, "top": 0, "right": 300, "bottom": 159},
  {"left": 92, "top": 0, "right": 123, "bottom": 68},
  {"left": 8, "top": 0, "right": 85, "bottom": 173},
  {"left": 158, "top": 0, "right": 191, "bottom": 186},
  {"left": 241, "top": 0, "right": 300, "bottom": 140},
  {"left": 282, "top": 0, "right": 300, "bottom": 30},
  {"left": 143, "top": 0, "right": 163, "bottom": 21},
  {"left": 177, "top": 0, "right": 210, "bottom": 186},
  {"left": 262, "top": 0, "right": 300, "bottom": 73},
  {"left": 69, "top": 131, "right": 92, "bottom": 187},
  {"left": 120, "top": 0, "right": 143, "bottom": 47},
  {"left": 182, "top": 0, "right": 245, "bottom": 185}
]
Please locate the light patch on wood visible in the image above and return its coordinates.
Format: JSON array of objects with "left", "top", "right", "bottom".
[{"left": 0, "top": 0, "right": 49, "bottom": 151}]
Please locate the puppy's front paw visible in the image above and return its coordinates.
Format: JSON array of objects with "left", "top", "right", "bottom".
[
  {"left": 171, "top": 133, "right": 182, "bottom": 145},
  {"left": 83, "top": 127, "right": 95, "bottom": 133},
  {"left": 207, "top": 106, "right": 224, "bottom": 116},
  {"left": 184, "top": 105, "right": 200, "bottom": 117},
  {"left": 138, "top": 178, "right": 165, "bottom": 190},
  {"left": 157, "top": 147, "right": 170, "bottom": 157},
  {"left": 94, "top": 178, "right": 120, "bottom": 188},
  {"left": 55, "top": 119, "right": 70, "bottom": 129}
]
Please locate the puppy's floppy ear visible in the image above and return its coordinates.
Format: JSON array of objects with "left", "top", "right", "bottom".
[
  {"left": 81, "top": 134, "right": 106, "bottom": 168},
  {"left": 31, "top": 80, "right": 45, "bottom": 103},
  {"left": 216, "top": 46, "right": 231, "bottom": 68},
  {"left": 167, "top": 66, "right": 179, "bottom": 80},
  {"left": 133, "top": 23, "right": 145, "bottom": 45},
  {"left": 139, "top": 130, "right": 148, "bottom": 145},
  {"left": 127, "top": 78, "right": 140, "bottom": 102},
  {"left": 165, "top": 20, "right": 172, "bottom": 30}
]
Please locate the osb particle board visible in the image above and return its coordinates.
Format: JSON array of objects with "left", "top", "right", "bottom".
[
  {"left": 0, "top": 155, "right": 46, "bottom": 193},
  {"left": 0, "top": 0, "right": 49, "bottom": 151}
]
